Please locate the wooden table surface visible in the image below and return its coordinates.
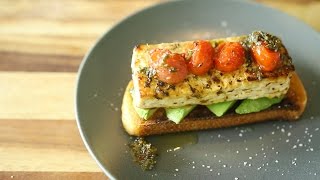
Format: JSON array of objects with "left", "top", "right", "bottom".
[{"left": 0, "top": 0, "right": 319, "bottom": 179}]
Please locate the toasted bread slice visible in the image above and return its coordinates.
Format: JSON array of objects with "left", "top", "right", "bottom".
[{"left": 121, "top": 72, "right": 307, "bottom": 136}]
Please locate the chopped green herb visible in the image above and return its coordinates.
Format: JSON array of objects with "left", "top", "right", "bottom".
[
  {"left": 139, "top": 67, "right": 156, "bottom": 88},
  {"left": 138, "top": 67, "right": 148, "bottom": 74},
  {"left": 246, "top": 31, "right": 282, "bottom": 51},
  {"left": 185, "top": 49, "right": 194, "bottom": 60},
  {"left": 129, "top": 137, "right": 158, "bottom": 170},
  {"left": 160, "top": 54, "right": 169, "bottom": 65},
  {"left": 169, "top": 66, "right": 177, "bottom": 72}
]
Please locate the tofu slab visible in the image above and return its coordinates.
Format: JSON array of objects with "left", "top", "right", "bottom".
[{"left": 131, "top": 36, "right": 293, "bottom": 109}]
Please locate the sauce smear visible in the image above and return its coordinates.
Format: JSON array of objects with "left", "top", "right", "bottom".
[{"left": 129, "top": 137, "right": 158, "bottom": 170}]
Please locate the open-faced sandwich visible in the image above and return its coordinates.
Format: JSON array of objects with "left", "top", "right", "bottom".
[{"left": 122, "top": 31, "right": 307, "bottom": 136}]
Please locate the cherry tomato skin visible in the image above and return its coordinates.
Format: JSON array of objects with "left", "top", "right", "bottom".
[
  {"left": 155, "top": 54, "right": 188, "bottom": 84},
  {"left": 149, "top": 49, "right": 171, "bottom": 66},
  {"left": 251, "top": 45, "right": 280, "bottom": 72},
  {"left": 214, "top": 42, "right": 245, "bottom": 72},
  {"left": 188, "top": 41, "right": 214, "bottom": 75}
]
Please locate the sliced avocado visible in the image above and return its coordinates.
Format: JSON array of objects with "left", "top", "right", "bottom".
[
  {"left": 235, "top": 97, "right": 283, "bottom": 114},
  {"left": 206, "top": 100, "right": 237, "bottom": 117},
  {"left": 133, "top": 106, "right": 157, "bottom": 120},
  {"left": 165, "top": 105, "right": 196, "bottom": 124}
]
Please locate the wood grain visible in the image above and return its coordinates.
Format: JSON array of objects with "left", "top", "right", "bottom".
[
  {"left": 0, "top": 51, "right": 82, "bottom": 72},
  {"left": 0, "top": 120, "right": 100, "bottom": 172},
  {"left": 0, "top": 0, "right": 163, "bottom": 72},
  {"left": 258, "top": 0, "right": 320, "bottom": 32},
  {"left": 0, "top": 72, "right": 76, "bottom": 120},
  {"left": 0, "top": 0, "right": 319, "bottom": 179},
  {"left": 0, "top": 0, "right": 319, "bottom": 72},
  {"left": 0, "top": 172, "right": 107, "bottom": 180}
]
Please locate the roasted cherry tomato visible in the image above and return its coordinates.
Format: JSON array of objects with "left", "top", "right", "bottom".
[
  {"left": 149, "top": 49, "right": 171, "bottom": 66},
  {"left": 251, "top": 45, "right": 280, "bottom": 72},
  {"left": 150, "top": 49, "right": 188, "bottom": 84},
  {"left": 188, "top": 40, "right": 214, "bottom": 75},
  {"left": 214, "top": 42, "right": 245, "bottom": 72}
]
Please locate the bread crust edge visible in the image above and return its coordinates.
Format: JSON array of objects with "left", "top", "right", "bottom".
[{"left": 121, "top": 72, "right": 307, "bottom": 136}]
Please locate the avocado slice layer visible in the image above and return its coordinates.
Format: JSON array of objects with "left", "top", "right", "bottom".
[
  {"left": 165, "top": 105, "right": 196, "bottom": 124},
  {"left": 133, "top": 97, "right": 283, "bottom": 121},
  {"left": 133, "top": 106, "right": 157, "bottom": 120},
  {"left": 206, "top": 100, "right": 236, "bottom": 117},
  {"left": 235, "top": 97, "right": 283, "bottom": 114}
]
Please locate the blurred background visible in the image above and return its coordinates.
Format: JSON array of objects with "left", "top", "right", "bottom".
[{"left": 0, "top": 0, "right": 319, "bottom": 179}]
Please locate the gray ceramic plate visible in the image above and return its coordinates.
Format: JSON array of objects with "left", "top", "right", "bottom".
[{"left": 76, "top": 0, "right": 320, "bottom": 179}]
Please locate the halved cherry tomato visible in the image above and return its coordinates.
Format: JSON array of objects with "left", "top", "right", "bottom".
[
  {"left": 156, "top": 54, "right": 188, "bottom": 84},
  {"left": 150, "top": 49, "right": 188, "bottom": 84},
  {"left": 149, "top": 49, "right": 171, "bottom": 66},
  {"left": 214, "top": 42, "right": 245, "bottom": 72},
  {"left": 251, "top": 45, "right": 280, "bottom": 72},
  {"left": 188, "top": 40, "right": 214, "bottom": 75}
]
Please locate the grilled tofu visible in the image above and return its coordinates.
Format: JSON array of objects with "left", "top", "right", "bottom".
[{"left": 131, "top": 35, "right": 294, "bottom": 109}]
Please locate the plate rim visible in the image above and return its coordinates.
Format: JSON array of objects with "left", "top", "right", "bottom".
[
  {"left": 75, "top": 1, "right": 175, "bottom": 178},
  {"left": 75, "top": 0, "right": 320, "bottom": 179}
]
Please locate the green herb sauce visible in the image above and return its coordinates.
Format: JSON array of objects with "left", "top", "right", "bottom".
[{"left": 129, "top": 137, "right": 158, "bottom": 170}]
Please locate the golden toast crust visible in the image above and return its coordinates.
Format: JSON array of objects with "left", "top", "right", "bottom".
[{"left": 121, "top": 73, "right": 307, "bottom": 136}]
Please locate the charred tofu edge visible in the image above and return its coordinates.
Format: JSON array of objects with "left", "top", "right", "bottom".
[{"left": 131, "top": 33, "right": 294, "bottom": 109}]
